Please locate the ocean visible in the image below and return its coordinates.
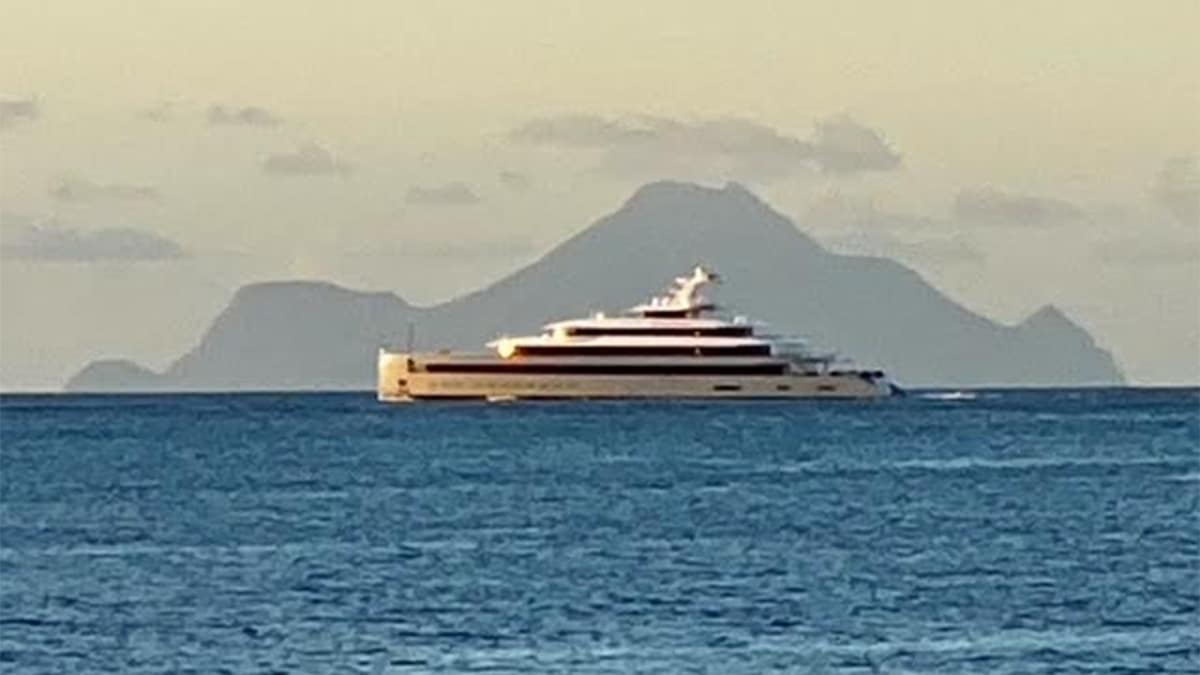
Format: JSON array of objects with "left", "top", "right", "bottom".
[{"left": 1, "top": 389, "right": 1197, "bottom": 673}]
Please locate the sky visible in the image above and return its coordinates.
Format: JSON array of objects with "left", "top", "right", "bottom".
[{"left": 1, "top": 1, "right": 1197, "bottom": 389}]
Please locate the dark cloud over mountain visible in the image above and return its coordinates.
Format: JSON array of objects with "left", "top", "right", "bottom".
[
  {"left": 50, "top": 177, "right": 158, "bottom": 203},
  {"left": 954, "top": 188, "right": 1083, "bottom": 226},
  {"left": 406, "top": 182, "right": 481, "bottom": 206},
  {"left": 804, "top": 193, "right": 983, "bottom": 265},
  {"left": 1, "top": 224, "right": 187, "bottom": 262},
  {"left": 1153, "top": 155, "right": 1199, "bottom": 226},
  {"left": 0, "top": 96, "right": 39, "bottom": 130},
  {"left": 809, "top": 115, "right": 903, "bottom": 174},
  {"left": 509, "top": 113, "right": 901, "bottom": 179},
  {"left": 262, "top": 143, "right": 351, "bottom": 176},
  {"left": 805, "top": 193, "right": 939, "bottom": 231},
  {"left": 1095, "top": 237, "right": 1200, "bottom": 266},
  {"left": 822, "top": 231, "right": 984, "bottom": 264},
  {"left": 892, "top": 236, "right": 983, "bottom": 263},
  {"left": 402, "top": 236, "right": 534, "bottom": 259},
  {"left": 499, "top": 170, "right": 532, "bottom": 191},
  {"left": 207, "top": 104, "right": 282, "bottom": 127}
]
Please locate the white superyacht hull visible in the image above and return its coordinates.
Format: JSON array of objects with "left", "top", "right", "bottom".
[{"left": 378, "top": 350, "right": 892, "bottom": 401}]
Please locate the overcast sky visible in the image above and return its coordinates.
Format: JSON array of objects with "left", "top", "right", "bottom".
[{"left": 1, "top": 1, "right": 1197, "bottom": 389}]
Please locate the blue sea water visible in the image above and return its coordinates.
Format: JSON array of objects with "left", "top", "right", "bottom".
[{"left": 0, "top": 389, "right": 1197, "bottom": 673}]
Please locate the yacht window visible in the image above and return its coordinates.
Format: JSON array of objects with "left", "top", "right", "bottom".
[
  {"left": 565, "top": 326, "right": 753, "bottom": 337},
  {"left": 512, "top": 344, "right": 771, "bottom": 357}
]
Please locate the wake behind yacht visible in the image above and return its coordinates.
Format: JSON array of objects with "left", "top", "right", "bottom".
[{"left": 377, "top": 267, "right": 895, "bottom": 401}]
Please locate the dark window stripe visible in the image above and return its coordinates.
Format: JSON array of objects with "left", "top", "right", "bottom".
[
  {"left": 514, "top": 345, "right": 770, "bottom": 357},
  {"left": 566, "top": 326, "right": 753, "bottom": 337},
  {"left": 636, "top": 303, "right": 715, "bottom": 318},
  {"left": 422, "top": 362, "right": 789, "bottom": 376}
]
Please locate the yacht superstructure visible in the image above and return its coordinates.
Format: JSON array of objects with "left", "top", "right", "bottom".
[{"left": 377, "top": 267, "right": 895, "bottom": 401}]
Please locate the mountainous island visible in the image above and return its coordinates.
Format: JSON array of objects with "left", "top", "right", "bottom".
[{"left": 66, "top": 181, "right": 1123, "bottom": 391}]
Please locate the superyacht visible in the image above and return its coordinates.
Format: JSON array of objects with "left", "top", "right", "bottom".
[{"left": 377, "top": 267, "right": 896, "bottom": 401}]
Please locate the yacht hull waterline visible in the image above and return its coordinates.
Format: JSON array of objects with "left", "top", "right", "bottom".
[{"left": 376, "top": 267, "right": 898, "bottom": 402}]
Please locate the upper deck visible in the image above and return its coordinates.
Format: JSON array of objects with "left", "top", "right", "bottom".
[
  {"left": 543, "top": 316, "right": 754, "bottom": 338},
  {"left": 626, "top": 265, "right": 721, "bottom": 318}
]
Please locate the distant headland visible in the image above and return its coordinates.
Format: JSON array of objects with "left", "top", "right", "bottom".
[{"left": 66, "top": 181, "right": 1123, "bottom": 391}]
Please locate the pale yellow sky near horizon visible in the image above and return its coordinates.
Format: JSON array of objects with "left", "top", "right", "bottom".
[{"left": 1, "top": 1, "right": 1198, "bottom": 388}]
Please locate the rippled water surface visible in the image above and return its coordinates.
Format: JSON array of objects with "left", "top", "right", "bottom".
[{"left": 1, "top": 389, "right": 1197, "bottom": 673}]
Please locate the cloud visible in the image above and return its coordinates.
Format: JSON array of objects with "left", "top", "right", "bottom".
[
  {"left": 897, "top": 237, "right": 985, "bottom": 263},
  {"left": 404, "top": 237, "right": 534, "bottom": 259},
  {"left": 509, "top": 114, "right": 658, "bottom": 146},
  {"left": 1095, "top": 238, "right": 1200, "bottom": 266},
  {"left": 953, "top": 188, "right": 1083, "bottom": 226},
  {"left": 137, "top": 102, "right": 173, "bottom": 122},
  {"left": 1153, "top": 155, "right": 1199, "bottom": 226},
  {"left": 809, "top": 115, "right": 902, "bottom": 174},
  {"left": 344, "top": 237, "right": 536, "bottom": 270},
  {"left": 508, "top": 113, "right": 901, "bottom": 179},
  {"left": 1, "top": 224, "right": 187, "bottom": 262},
  {"left": 50, "top": 177, "right": 159, "bottom": 203},
  {"left": 406, "top": 182, "right": 481, "bottom": 206},
  {"left": 0, "top": 96, "right": 39, "bottom": 130},
  {"left": 498, "top": 170, "right": 532, "bottom": 191},
  {"left": 207, "top": 104, "right": 282, "bottom": 126},
  {"left": 805, "top": 196, "right": 982, "bottom": 264},
  {"left": 804, "top": 193, "right": 938, "bottom": 231},
  {"left": 825, "top": 231, "right": 984, "bottom": 264},
  {"left": 262, "top": 143, "right": 351, "bottom": 176},
  {"left": 0, "top": 211, "right": 34, "bottom": 232}
]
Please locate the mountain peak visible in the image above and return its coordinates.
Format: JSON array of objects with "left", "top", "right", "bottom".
[
  {"left": 1009, "top": 304, "right": 1124, "bottom": 383},
  {"left": 65, "top": 358, "right": 164, "bottom": 392},
  {"left": 607, "top": 180, "right": 813, "bottom": 253},
  {"left": 1019, "top": 304, "right": 1074, "bottom": 329},
  {"left": 231, "top": 280, "right": 409, "bottom": 309},
  {"left": 625, "top": 180, "right": 763, "bottom": 208}
]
